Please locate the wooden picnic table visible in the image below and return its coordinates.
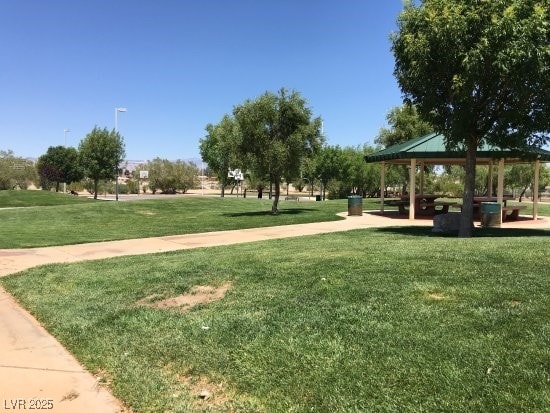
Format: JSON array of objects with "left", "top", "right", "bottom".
[
  {"left": 457, "top": 196, "right": 525, "bottom": 221},
  {"left": 386, "top": 194, "right": 459, "bottom": 216},
  {"left": 471, "top": 196, "right": 514, "bottom": 219},
  {"left": 473, "top": 196, "right": 514, "bottom": 206}
]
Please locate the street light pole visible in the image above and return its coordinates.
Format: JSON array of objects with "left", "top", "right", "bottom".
[
  {"left": 115, "top": 107, "right": 126, "bottom": 131},
  {"left": 114, "top": 107, "right": 127, "bottom": 201},
  {"left": 63, "top": 129, "right": 70, "bottom": 193},
  {"left": 201, "top": 161, "right": 205, "bottom": 196}
]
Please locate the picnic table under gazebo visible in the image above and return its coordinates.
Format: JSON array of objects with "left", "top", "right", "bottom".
[{"left": 364, "top": 133, "right": 550, "bottom": 221}]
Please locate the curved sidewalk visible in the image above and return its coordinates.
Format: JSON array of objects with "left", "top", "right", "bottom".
[
  {"left": 0, "top": 212, "right": 422, "bottom": 277},
  {"left": 0, "top": 212, "right": 548, "bottom": 412},
  {"left": 2, "top": 212, "right": 548, "bottom": 276},
  {"left": 0, "top": 212, "right": 397, "bottom": 413}
]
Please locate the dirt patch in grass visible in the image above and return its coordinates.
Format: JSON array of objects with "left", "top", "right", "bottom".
[
  {"left": 176, "top": 373, "right": 232, "bottom": 408},
  {"left": 94, "top": 368, "right": 115, "bottom": 387},
  {"left": 137, "top": 283, "right": 232, "bottom": 311},
  {"left": 170, "top": 370, "right": 264, "bottom": 411},
  {"left": 136, "top": 210, "right": 157, "bottom": 216},
  {"left": 426, "top": 292, "right": 447, "bottom": 301}
]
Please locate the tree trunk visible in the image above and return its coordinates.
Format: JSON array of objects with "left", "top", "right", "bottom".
[
  {"left": 93, "top": 179, "right": 98, "bottom": 200},
  {"left": 55, "top": 182, "right": 60, "bottom": 192},
  {"left": 519, "top": 186, "right": 527, "bottom": 202},
  {"left": 459, "top": 136, "right": 477, "bottom": 238},
  {"left": 221, "top": 178, "right": 225, "bottom": 198},
  {"left": 271, "top": 179, "right": 280, "bottom": 214}
]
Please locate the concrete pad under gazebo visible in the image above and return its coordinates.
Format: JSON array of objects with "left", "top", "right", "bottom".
[{"left": 364, "top": 133, "right": 550, "bottom": 221}]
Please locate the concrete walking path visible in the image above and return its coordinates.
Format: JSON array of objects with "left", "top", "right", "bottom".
[
  {"left": 0, "top": 211, "right": 548, "bottom": 412},
  {"left": 0, "top": 212, "right": 423, "bottom": 277}
]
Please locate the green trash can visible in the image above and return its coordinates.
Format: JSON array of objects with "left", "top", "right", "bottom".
[
  {"left": 481, "top": 202, "right": 501, "bottom": 227},
  {"left": 348, "top": 195, "right": 363, "bottom": 216}
]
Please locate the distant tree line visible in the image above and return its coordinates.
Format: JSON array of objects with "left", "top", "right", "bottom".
[
  {"left": 0, "top": 150, "right": 37, "bottom": 190},
  {"left": 200, "top": 88, "right": 387, "bottom": 213},
  {"left": 199, "top": 88, "right": 550, "bottom": 208},
  {"left": 1, "top": 126, "right": 199, "bottom": 198}
]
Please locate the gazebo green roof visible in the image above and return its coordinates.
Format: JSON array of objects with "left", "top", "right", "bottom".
[{"left": 365, "top": 133, "right": 550, "bottom": 165}]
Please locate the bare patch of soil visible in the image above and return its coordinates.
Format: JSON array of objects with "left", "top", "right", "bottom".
[
  {"left": 137, "top": 283, "right": 232, "bottom": 311},
  {"left": 136, "top": 210, "right": 157, "bottom": 216},
  {"left": 94, "top": 368, "right": 115, "bottom": 387},
  {"left": 426, "top": 292, "right": 446, "bottom": 301},
  {"left": 176, "top": 373, "right": 233, "bottom": 408}
]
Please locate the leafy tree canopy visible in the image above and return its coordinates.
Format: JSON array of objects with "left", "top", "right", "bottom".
[
  {"left": 36, "top": 146, "right": 82, "bottom": 192},
  {"left": 375, "top": 104, "right": 434, "bottom": 194},
  {"left": 199, "top": 115, "right": 242, "bottom": 197},
  {"left": 375, "top": 104, "right": 433, "bottom": 148},
  {"left": 0, "top": 150, "right": 37, "bottom": 190},
  {"left": 392, "top": 0, "right": 550, "bottom": 236},
  {"left": 78, "top": 126, "right": 125, "bottom": 199},
  {"left": 233, "top": 88, "right": 324, "bottom": 213},
  {"left": 140, "top": 158, "right": 199, "bottom": 194},
  {"left": 394, "top": 0, "right": 549, "bottom": 149}
]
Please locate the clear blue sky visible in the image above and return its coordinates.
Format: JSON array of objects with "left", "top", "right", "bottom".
[{"left": 1, "top": 0, "right": 405, "bottom": 161}]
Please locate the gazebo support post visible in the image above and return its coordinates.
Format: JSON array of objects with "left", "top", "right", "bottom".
[
  {"left": 533, "top": 159, "right": 540, "bottom": 220},
  {"left": 380, "top": 161, "right": 385, "bottom": 213},
  {"left": 497, "top": 159, "right": 505, "bottom": 205},
  {"left": 409, "top": 158, "right": 416, "bottom": 220},
  {"left": 487, "top": 161, "right": 493, "bottom": 196},
  {"left": 420, "top": 161, "right": 425, "bottom": 195}
]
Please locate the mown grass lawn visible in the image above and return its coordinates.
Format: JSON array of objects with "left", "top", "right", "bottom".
[
  {"left": 0, "top": 189, "right": 92, "bottom": 207},
  {"left": 3, "top": 228, "right": 549, "bottom": 412},
  {"left": 0, "top": 195, "right": 370, "bottom": 248},
  {"left": 1, "top": 190, "right": 548, "bottom": 249}
]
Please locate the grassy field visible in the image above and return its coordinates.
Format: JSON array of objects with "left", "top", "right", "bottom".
[
  {"left": 1, "top": 190, "right": 548, "bottom": 249},
  {"left": 0, "top": 189, "right": 92, "bottom": 207},
  {"left": 2, "top": 228, "right": 549, "bottom": 412},
  {"left": 0, "top": 195, "right": 361, "bottom": 248}
]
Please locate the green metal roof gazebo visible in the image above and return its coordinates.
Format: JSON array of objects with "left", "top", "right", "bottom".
[{"left": 364, "top": 132, "right": 550, "bottom": 220}]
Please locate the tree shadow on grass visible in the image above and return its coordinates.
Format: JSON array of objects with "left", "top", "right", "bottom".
[
  {"left": 223, "top": 208, "right": 316, "bottom": 218},
  {"left": 373, "top": 226, "right": 550, "bottom": 238}
]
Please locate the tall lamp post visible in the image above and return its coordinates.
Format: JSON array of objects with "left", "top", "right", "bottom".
[
  {"left": 63, "top": 129, "right": 70, "bottom": 193},
  {"left": 114, "top": 107, "right": 126, "bottom": 201}
]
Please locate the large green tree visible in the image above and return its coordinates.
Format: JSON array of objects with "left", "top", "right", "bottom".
[
  {"left": 506, "top": 163, "right": 550, "bottom": 201},
  {"left": 296, "top": 156, "right": 318, "bottom": 197},
  {"left": 36, "top": 146, "right": 82, "bottom": 192},
  {"left": 375, "top": 104, "right": 434, "bottom": 194},
  {"left": 393, "top": 0, "right": 550, "bottom": 237},
  {"left": 233, "top": 88, "right": 323, "bottom": 214},
  {"left": 78, "top": 127, "right": 125, "bottom": 199},
  {"left": 315, "top": 145, "right": 344, "bottom": 200},
  {"left": 0, "top": 150, "right": 37, "bottom": 190},
  {"left": 342, "top": 145, "right": 381, "bottom": 197},
  {"left": 375, "top": 104, "right": 433, "bottom": 148},
  {"left": 140, "top": 158, "right": 199, "bottom": 194},
  {"left": 199, "top": 115, "right": 241, "bottom": 197}
]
